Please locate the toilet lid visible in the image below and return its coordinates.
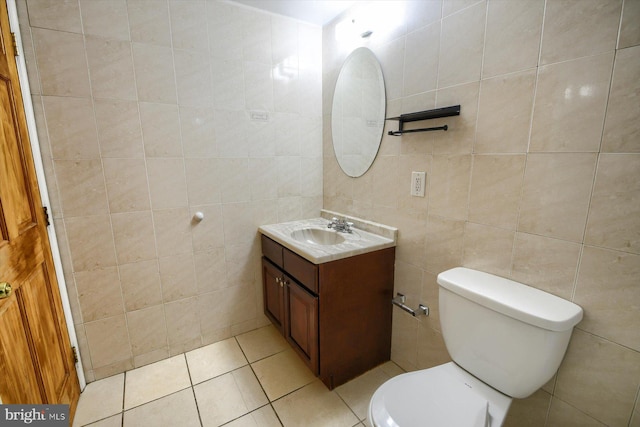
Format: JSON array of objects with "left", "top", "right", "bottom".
[{"left": 370, "top": 366, "right": 490, "bottom": 427}]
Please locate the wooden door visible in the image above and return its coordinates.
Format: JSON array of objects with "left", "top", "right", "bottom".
[
  {"left": 0, "top": 0, "right": 79, "bottom": 416},
  {"left": 286, "top": 280, "right": 318, "bottom": 374},
  {"left": 262, "top": 258, "right": 285, "bottom": 333}
]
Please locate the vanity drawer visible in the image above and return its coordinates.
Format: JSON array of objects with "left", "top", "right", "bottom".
[
  {"left": 283, "top": 248, "right": 318, "bottom": 294},
  {"left": 261, "top": 235, "right": 283, "bottom": 268}
]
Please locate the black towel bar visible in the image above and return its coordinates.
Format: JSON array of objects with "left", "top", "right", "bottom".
[{"left": 386, "top": 105, "right": 460, "bottom": 136}]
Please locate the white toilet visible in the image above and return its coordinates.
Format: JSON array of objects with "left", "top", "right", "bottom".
[{"left": 368, "top": 267, "right": 583, "bottom": 427}]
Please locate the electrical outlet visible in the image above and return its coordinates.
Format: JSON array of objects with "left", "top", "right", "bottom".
[{"left": 411, "top": 171, "right": 426, "bottom": 197}]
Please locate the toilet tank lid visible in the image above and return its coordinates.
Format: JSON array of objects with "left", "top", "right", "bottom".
[{"left": 437, "top": 267, "right": 583, "bottom": 332}]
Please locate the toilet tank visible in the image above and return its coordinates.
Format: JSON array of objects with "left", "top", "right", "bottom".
[{"left": 437, "top": 267, "right": 583, "bottom": 399}]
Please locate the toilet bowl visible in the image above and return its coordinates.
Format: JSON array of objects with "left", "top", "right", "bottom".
[
  {"left": 368, "top": 267, "right": 583, "bottom": 427},
  {"left": 369, "top": 362, "right": 511, "bottom": 427}
]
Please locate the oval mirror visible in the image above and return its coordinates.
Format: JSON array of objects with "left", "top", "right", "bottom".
[{"left": 331, "top": 47, "right": 386, "bottom": 177}]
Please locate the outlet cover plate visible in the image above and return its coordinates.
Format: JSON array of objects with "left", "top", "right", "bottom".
[{"left": 411, "top": 171, "right": 426, "bottom": 197}]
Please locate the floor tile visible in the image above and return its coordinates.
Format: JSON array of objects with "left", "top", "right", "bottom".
[
  {"left": 335, "top": 361, "right": 404, "bottom": 421},
  {"left": 123, "top": 388, "right": 200, "bottom": 427},
  {"left": 272, "top": 380, "right": 359, "bottom": 427},
  {"left": 251, "top": 348, "right": 316, "bottom": 401},
  {"left": 222, "top": 405, "right": 282, "bottom": 427},
  {"left": 235, "top": 325, "right": 289, "bottom": 362},
  {"left": 186, "top": 337, "right": 248, "bottom": 384},
  {"left": 74, "top": 325, "right": 400, "bottom": 427},
  {"left": 72, "top": 373, "right": 124, "bottom": 427},
  {"left": 124, "top": 354, "right": 191, "bottom": 409},
  {"left": 195, "top": 365, "right": 268, "bottom": 427},
  {"left": 85, "top": 414, "right": 122, "bottom": 427}
]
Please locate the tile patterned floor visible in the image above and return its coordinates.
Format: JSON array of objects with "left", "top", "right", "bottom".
[{"left": 72, "top": 325, "right": 404, "bottom": 427}]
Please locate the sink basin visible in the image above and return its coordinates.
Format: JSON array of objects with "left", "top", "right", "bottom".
[
  {"left": 259, "top": 213, "right": 397, "bottom": 263},
  {"left": 290, "top": 228, "right": 346, "bottom": 245}
]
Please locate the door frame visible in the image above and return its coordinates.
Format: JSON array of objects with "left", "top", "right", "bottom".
[{"left": 5, "top": 0, "right": 86, "bottom": 390}]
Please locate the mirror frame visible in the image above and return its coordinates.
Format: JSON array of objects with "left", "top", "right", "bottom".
[{"left": 331, "top": 47, "right": 386, "bottom": 178}]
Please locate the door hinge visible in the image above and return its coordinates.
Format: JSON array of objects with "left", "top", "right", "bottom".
[
  {"left": 10, "top": 32, "right": 18, "bottom": 57},
  {"left": 43, "top": 206, "right": 50, "bottom": 226},
  {"left": 71, "top": 346, "right": 78, "bottom": 364}
]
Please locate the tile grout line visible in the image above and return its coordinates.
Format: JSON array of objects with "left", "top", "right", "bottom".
[
  {"left": 234, "top": 335, "right": 285, "bottom": 426},
  {"left": 238, "top": 334, "right": 378, "bottom": 425},
  {"left": 216, "top": 403, "right": 276, "bottom": 427},
  {"left": 333, "top": 387, "right": 364, "bottom": 426},
  {"left": 120, "top": 371, "right": 126, "bottom": 427},
  {"left": 234, "top": 335, "right": 353, "bottom": 425},
  {"left": 189, "top": 386, "right": 204, "bottom": 427},
  {"left": 182, "top": 352, "right": 205, "bottom": 427},
  {"left": 119, "top": 387, "right": 198, "bottom": 425},
  {"left": 113, "top": 355, "right": 197, "bottom": 425}
]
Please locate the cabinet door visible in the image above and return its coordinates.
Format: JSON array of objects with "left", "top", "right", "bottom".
[
  {"left": 262, "top": 258, "right": 285, "bottom": 334},
  {"left": 285, "top": 279, "right": 318, "bottom": 374}
]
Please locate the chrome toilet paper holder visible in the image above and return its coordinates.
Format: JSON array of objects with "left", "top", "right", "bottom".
[{"left": 392, "top": 293, "right": 429, "bottom": 317}]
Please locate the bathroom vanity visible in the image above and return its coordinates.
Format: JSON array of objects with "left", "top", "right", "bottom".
[{"left": 259, "top": 212, "right": 397, "bottom": 389}]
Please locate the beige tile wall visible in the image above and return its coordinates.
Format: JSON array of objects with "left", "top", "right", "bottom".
[
  {"left": 17, "top": 0, "right": 322, "bottom": 382},
  {"left": 323, "top": 1, "right": 639, "bottom": 426}
]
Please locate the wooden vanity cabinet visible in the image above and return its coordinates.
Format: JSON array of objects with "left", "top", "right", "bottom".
[{"left": 261, "top": 235, "right": 395, "bottom": 389}]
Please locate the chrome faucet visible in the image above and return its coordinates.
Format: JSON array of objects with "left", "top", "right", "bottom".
[{"left": 327, "top": 217, "right": 354, "bottom": 233}]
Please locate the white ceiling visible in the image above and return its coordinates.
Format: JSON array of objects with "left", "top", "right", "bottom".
[{"left": 230, "top": 0, "right": 355, "bottom": 26}]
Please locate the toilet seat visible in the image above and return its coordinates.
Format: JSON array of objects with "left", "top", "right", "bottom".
[{"left": 368, "top": 362, "right": 511, "bottom": 427}]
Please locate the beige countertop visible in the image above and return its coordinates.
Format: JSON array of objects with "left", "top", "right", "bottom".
[{"left": 258, "top": 210, "right": 397, "bottom": 264}]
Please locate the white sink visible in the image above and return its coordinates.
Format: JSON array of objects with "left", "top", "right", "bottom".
[
  {"left": 259, "top": 212, "right": 397, "bottom": 264},
  {"left": 290, "top": 228, "right": 346, "bottom": 245}
]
